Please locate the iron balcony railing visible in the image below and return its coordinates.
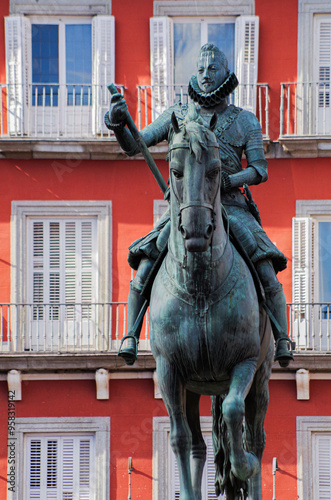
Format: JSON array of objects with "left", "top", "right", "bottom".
[
  {"left": 0, "top": 83, "right": 125, "bottom": 139},
  {"left": 0, "top": 302, "right": 150, "bottom": 354},
  {"left": 280, "top": 81, "right": 331, "bottom": 137},
  {"left": 137, "top": 83, "right": 270, "bottom": 138},
  {"left": 287, "top": 303, "right": 331, "bottom": 352},
  {"left": 0, "top": 302, "right": 330, "bottom": 355}
]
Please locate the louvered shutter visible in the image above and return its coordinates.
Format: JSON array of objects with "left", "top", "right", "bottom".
[
  {"left": 205, "top": 434, "right": 221, "bottom": 499},
  {"left": 150, "top": 17, "right": 174, "bottom": 120},
  {"left": 316, "top": 17, "right": 331, "bottom": 134},
  {"left": 5, "top": 15, "right": 31, "bottom": 135},
  {"left": 292, "top": 217, "right": 312, "bottom": 307},
  {"left": 26, "top": 435, "right": 93, "bottom": 500},
  {"left": 92, "top": 15, "right": 115, "bottom": 135},
  {"left": 235, "top": 16, "right": 259, "bottom": 113},
  {"left": 313, "top": 433, "right": 331, "bottom": 499}
]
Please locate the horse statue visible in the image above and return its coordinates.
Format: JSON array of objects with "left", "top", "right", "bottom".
[{"left": 149, "top": 107, "right": 273, "bottom": 500}]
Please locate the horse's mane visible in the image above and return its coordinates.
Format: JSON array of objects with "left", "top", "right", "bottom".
[{"left": 169, "top": 104, "right": 218, "bottom": 163}]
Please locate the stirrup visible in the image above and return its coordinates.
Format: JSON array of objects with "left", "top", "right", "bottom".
[
  {"left": 274, "top": 338, "right": 295, "bottom": 368},
  {"left": 118, "top": 334, "right": 139, "bottom": 366}
]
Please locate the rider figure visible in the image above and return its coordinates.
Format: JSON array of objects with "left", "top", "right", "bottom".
[{"left": 105, "top": 43, "right": 294, "bottom": 368}]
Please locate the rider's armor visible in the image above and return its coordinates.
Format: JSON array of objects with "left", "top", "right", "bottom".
[{"left": 106, "top": 79, "right": 294, "bottom": 368}]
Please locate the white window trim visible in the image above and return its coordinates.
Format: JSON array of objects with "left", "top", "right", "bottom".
[
  {"left": 10, "top": 0, "right": 111, "bottom": 15},
  {"left": 297, "top": 415, "right": 331, "bottom": 500},
  {"left": 8, "top": 416, "right": 110, "bottom": 500},
  {"left": 11, "top": 200, "right": 112, "bottom": 304},
  {"left": 153, "top": 0, "right": 254, "bottom": 16},
  {"left": 298, "top": 0, "right": 331, "bottom": 83},
  {"left": 153, "top": 199, "right": 168, "bottom": 225},
  {"left": 153, "top": 416, "right": 213, "bottom": 500},
  {"left": 296, "top": 199, "right": 331, "bottom": 217}
]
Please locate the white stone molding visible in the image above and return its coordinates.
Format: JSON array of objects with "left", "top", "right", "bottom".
[
  {"left": 153, "top": 0, "right": 254, "bottom": 16},
  {"left": 8, "top": 416, "right": 110, "bottom": 500},
  {"left": 10, "top": 0, "right": 111, "bottom": 15},
  {"left": 95, "top": 368, "right": 109, "bottom": 399},
  {"left": 7, "top": 370, "right": 22, "bottom": 400}
]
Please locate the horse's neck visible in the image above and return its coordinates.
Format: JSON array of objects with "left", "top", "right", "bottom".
[{"left": 167, "top": 205, "right": 233, "bottom": 295}]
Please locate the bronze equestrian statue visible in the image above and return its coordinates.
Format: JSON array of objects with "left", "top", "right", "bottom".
[{"left": 105, "top": 43, "right": 294, "bottom": 370}]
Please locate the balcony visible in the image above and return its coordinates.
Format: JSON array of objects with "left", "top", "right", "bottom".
[
  {"left": 0, "top": 83, "right": 127, "bottom": 159},
  {"left": 137, "top": 83, "right": 270, "bottom": 139},
  {"left": 1, "top": 301, "right": 330, "bottom": 357},
  {"left": 279, "top": 81, "right": 331, "bottom": 157}
]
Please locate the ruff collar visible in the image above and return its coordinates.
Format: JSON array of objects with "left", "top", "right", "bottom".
[{"left": 188, "top": 72, "right": 238, "bottom": 108}]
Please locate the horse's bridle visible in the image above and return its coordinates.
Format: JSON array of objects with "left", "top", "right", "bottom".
[{"left": 168, "top": 142, "right": 221, "bottom": 232}]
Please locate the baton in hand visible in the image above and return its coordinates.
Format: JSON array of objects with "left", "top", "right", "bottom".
[{"left": 107, "top": 84, "right": 168, "bottom": 195}]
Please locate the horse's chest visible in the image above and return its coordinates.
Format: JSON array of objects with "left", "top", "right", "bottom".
[{"left": 149, "top": 272, "right": 260, "bottom": 378}]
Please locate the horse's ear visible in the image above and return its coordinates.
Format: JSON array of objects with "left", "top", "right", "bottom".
[
  {"left": 171, "top": 112, "right": 180, "bottom": 134},
  {"left": 210, "top": 113, "right": 217, "bottom": 131}
]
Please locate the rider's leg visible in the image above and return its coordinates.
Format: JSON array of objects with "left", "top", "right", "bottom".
[
  {"left": 118, "top": 257, "right": 154, "bottom": 365},
  {"left": 255, "top": 259, "right": 294, "bottom": 368}
]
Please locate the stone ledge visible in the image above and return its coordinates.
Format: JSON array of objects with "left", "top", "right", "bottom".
[
  {"left": 278, "top": 136, "right": 331, "bottom": 158},
  {"left": 0, "top": 351, "right": 330, "bottom": 375}
]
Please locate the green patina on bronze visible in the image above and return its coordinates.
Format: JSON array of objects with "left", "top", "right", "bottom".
[{"left": 106, "top": 43, "right": 294, "bottom": 500}]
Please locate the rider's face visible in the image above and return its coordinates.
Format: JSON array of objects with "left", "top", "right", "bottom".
[{"left": 196, "top": 51, "right": 227, "bottom": 93}]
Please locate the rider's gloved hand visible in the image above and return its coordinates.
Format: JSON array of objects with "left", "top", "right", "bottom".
[{"left": 105, "top": 94, "right": 128, "bottom": 131}]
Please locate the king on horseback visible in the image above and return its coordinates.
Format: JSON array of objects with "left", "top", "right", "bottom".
[{"left": 105, "top": 43, "right": 294, "bottom": 368}]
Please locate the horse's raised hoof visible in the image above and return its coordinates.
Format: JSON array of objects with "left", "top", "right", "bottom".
[
  {"left": 118, "top": 336, "right": 138, "bottom": 366},
  {"left": 274, "top": 338, "right": 294, "bottom": 367}
]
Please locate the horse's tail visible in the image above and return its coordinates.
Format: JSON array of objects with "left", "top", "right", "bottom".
[{"left": 211, "top": 395, "right": 248, "bottom": 499}]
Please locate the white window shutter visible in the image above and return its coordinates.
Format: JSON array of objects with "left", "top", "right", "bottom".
[
  {"left": 150, "top": 16, "right": 174, "bottom": 120},
  {"left": 292, "top": 217, "right": 312, "bottom": 307},
  {"left": 5, "top": 15, "right": 31, "bottom": 135},
  {"left": 92, "top": 15, "right": 115, "bottom": 136},
  {"left": 316, "top": 17, "right": 331, "bottom": 134},
  {"left": 27, "top": 435, "right": 93, "bottom": 499},
  {"left": 313, "top": 434, "right": 331, "bottom": 499},
  {"left": 235, "top": 15, "right": 259, "bottom": 113}
]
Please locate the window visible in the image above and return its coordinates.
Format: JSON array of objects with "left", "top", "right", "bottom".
[
  {"left": 10, "top": 416, "right": 110, "bottom": 500},
  {"left": 150, "top": 1, "right": 258, "bottom": 118},
  {"left": 297, "top": 416, "right": 331, "bottom": 500},
  {"left": 11, "top": 201, "right": 112, "bottom": 352},
  {"left": 292, "top": 201, "right": 331, "bottom": 351},
  {"left": 5, "top": 12, "right": 114, "bottom": 136},
  {"left": 297, "top": 1, "right": 331, "bottom": 135},
  {"left": 153, "top": 416, "right": 225, "bottom": 500}
]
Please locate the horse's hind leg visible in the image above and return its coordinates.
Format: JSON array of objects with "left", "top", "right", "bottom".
[
  {"left": 222, "top": 358, "right": 260, "bottom": 483},
  {"left": 155, "top": 356, "right": 195, "bottom": 500},
  {"left": 245, "top": 344, "right": 273, "bottom": 500},
  {"left": 186, "top": 391, "right": 206, "bottom": 500}
]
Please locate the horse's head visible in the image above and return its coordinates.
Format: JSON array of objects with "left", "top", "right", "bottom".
[{"left": 168, "top": 105, "right": 221, "bottom": 253}]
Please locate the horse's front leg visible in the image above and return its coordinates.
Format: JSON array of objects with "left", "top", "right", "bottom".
[
  {"left": 156, "top": 356, "right": 195, "bottom": 500},
  {"left": 186, "top": 390, "right": 206, "bottom": 500},
  {"left": 222, "top": 358, "right": 260, "bottom": 483}
]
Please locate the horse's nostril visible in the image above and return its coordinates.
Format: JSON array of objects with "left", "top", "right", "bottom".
[
  {"left": 204, "top": 223, "right": 213, "bottom": 239},
  {"left": 180, "top": 225, "right": 188, "bottom": 239}
]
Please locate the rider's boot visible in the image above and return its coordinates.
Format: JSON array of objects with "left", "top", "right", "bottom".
[
  {"left": 118, "top": 258, "right": 153, "bottom": 366},
  {"left": 256, "top": 260, "right": 294, "bottom": 368},
  {"left": 265, "top": 283, "right": 294, "bottom": 368}
]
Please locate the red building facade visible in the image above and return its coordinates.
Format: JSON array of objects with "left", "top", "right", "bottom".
[{"left": 0, "top": 1, "right": 331, "bottom": 499}]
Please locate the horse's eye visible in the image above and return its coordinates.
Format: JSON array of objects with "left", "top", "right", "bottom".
[
  {"left": 206, "top": 169, "right": 219, "bottom": 180},
  {"left": 172, "top": 170, "right": 183, "bottom": 180}
]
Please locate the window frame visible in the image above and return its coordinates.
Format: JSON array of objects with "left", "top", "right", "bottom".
[
  {"left": 10, "top": 0, "right": 111, "bottom": 16},
  {"left": 153, "top": 0, "right": 254, "bottom": 17},
  {"left": 11, "top": 201, "right": 112, "bottom": 307},
  {"left": 297, "top": 415, "right": 331, "bottom": 500},
  {"left": 8, "top": 416, "right": 110, "bottom": 500},
  {"left": 28, "top": 14, "right": 93, "bottom": 91}
]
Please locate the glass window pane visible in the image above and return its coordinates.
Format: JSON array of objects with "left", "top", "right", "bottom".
[
  {"left": 32, "top": 24, "right": 59, "bottom": 107},
  {"left": 208, "top": 23, "right": 235, "bottom": 74},
  {"left": 65, "top": 24, "right": 92, "bottom": 106},
  {"left": 318, "top": 221, "right": 331, "bottom": 303},
  {"left": 174, "top": 23, "right": 201, "bottom": 85}
]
